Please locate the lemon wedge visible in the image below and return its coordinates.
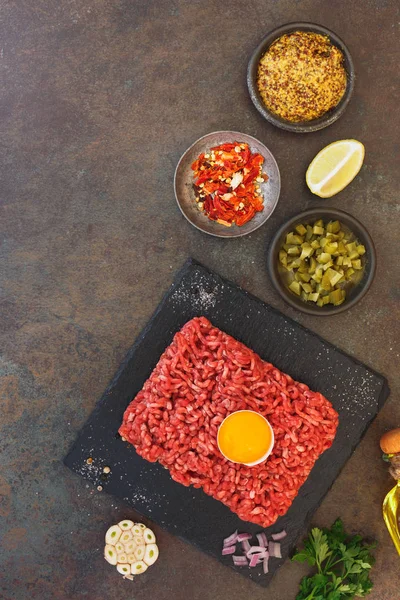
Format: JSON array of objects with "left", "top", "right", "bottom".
[{"left": 306, "top": 140, "right": 365, "bottom": 198}]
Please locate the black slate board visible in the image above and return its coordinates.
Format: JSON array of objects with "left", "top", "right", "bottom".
[{"left": 64, "top": 259, "right": 389, "bottom": 587}]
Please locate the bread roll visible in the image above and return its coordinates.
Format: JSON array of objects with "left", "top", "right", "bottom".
[{"left": 380, "top": 428, "right": 400, "bottom": 454}]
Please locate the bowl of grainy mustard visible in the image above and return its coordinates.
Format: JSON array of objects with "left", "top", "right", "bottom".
[{"left": 247, "top": 23, "right": 355, "bottom": 133}]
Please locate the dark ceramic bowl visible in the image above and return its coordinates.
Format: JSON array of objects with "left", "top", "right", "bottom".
[
  {"left": 247, "top": 22, "right": 355, "bottom": 133},
  {"left": 267, "top": 208, "right": 376, "bottom": 315},
  {"left": 174, "top": 131, "right": 280, "bottom": 238}
]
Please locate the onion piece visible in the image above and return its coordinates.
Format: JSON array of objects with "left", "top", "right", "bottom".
[
  {"left": 246, "top": 545, "right": 265, "bottom": 555},
  {"left": 242, "top": 539, "right": 251, "bottom": 553},
  {"left": 233, "top": 555, "right": 248, "bottom": 567},
  {"left": 271, "top": 530, "right": 287, "bottom": 541},
  {"left": 248, "top": 548, "right": 268, "bottom": 560},
  {"left": 256, "top": 532, "right": 268, "bottom": 547},
  {"left": 249, "top": 554, "right": 260, "bottom": 568},
  {"left": 263, "top": 555, "right": 269, "bottom": 574},
  {"left": 237, "top": 532, "right": 252, "bottom": 542},
  {"left": 268, "top": 541, "right": 282, "bottom": 558},
  {"left": 222, "top": 545, "right": 236, "bottom": 556},
  {"left": 223, "top": 530, "right": 238, "bottom": 547}
]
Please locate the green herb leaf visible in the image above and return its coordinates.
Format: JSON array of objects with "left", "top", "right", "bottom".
[
  {"left": 292, "top": 520, "right": 376, "bottom": 600},
  {"left": 292, "top": 550, "right": 316, "bottom": 566}
]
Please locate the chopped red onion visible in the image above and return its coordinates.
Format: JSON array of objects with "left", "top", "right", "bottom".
[
  {"left": 256, "top": 549, "right": 268, "bottom": 559},
  {"left": 263, "top": 555, "right": 269, "bottom": 574},
  {"left": 246, "top": 545, "right": 265, "bottom": 555},
  {"left": 256, "top": 532, "right": 268, "bottom": 547},
  {"left": 233, "top": 555, "right": 248, "bottom": 567},
  {"left": 222, "top": 528, "right": 286, "bottom": 573},
  {"left": 268, "top": 541, "right": 282, "bottom": 558},
  {"left": 222, "top": 545, "right": 236, "bottom": 555},
  {"left": 237, "top": 532, "right": 252, "bottom": 542},
  {"left": 271, "top": 530, "right": 287, "bottom": 541},
  {"left": 223, "top": 530, "right": 238, "bottom": 547},
  {"left": 249, "top": 554, "right": 260, "bottom": 568}
]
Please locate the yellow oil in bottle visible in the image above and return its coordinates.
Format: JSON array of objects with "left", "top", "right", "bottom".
[{"left": 383, "top": 481, "right": 400, "bottom": 555}]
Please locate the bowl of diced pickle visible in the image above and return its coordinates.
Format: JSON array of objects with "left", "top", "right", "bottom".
[{"left": 267, "top": 208, "right": 376, "bottom": 315}]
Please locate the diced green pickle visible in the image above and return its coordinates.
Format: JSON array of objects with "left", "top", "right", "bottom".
[
  {"left": 326, "top": 220, "right": 341, "bottom": 233},
  {"left": 309, "top": 257, "right": 317, "bottom": 274},
  {"left": 295, "top": 224, "right": 307, "bottom": 235},
  {"left": 342, "top": 257, "right": 352, "bottom": 268},
  {"left": 308, "top": 292, "right": 319, "bottom": 302},
  {"left": 345, "top": 242, "right": 357, "bottom": 253},
  {"left": 301, "top": 282, "right": 313, "bottom": 293},
  {"left": 286, "top": 232, "right": 304, "bottom": 245},
  {"left": 288, "top": 258, "right": 301, "bottom": 269},
  {"left": 322, "top": 260, "right": 334, "bottom": 271},
  {"left": 324, "top": 242, "right": 338, "bottom": 254},
  {"left": 330, "top": 271, "right": 344, "bottom": 287},
  {"left": 321, "top": 272, "right": 332, "bottom": 290},
  {"left": 305, "top": 225, "right": 313, "bottom": 241},
  {"left": 329, "top": 289, "right": 344, "bottom": 305},
  {"left": 300, "top": 243, "right": 313, "bottom": 260},
  {"left": 289, "top": 281, "right": 301, "bottom": 295},
  {"left": 297, "top": 260, "right": 308, "bottom": 273},
  {"left": 279, "top": 219, "right": 365, "bottom": 308},
  {"left": 317, "top": 252, "right": 332, "bottom": 264}
]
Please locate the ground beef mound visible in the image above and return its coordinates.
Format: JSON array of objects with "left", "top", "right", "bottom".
[{"left": 119, "top": 317, "right": 339, "bottom": 527}]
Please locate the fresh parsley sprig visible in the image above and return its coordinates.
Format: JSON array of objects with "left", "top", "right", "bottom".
[{"left": 292, "top": 519, "right": 376, "bottom": 600}]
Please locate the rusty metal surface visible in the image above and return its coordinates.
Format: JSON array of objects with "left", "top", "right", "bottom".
[{"left": 0, "top": 1, "right": 399, "bottom": 599}]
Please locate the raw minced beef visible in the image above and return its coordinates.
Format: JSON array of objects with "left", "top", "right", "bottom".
[{"left": 119, "top": 317, "right": 339, "bottom": 527}]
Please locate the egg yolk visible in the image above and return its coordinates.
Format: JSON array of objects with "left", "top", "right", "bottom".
[{"left": 217, "top": 410, "right": 272, "bottom": 464}]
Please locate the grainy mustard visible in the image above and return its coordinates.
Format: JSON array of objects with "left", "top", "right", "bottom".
[{"left": 257, "top": 31, "right": 347, "bottom": 122}]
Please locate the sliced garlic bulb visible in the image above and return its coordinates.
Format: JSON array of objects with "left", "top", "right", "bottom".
[
  {"left": 133, "top": 535, "right": 144, "bottom": 546},
  {"left": 131, "top": 560, "right": 148, "bottom": 575},
  {"left": 104, "top": 521, "right": 158, "bottom": 579},
  {"left": 124, "top": 540, "right": 137, "bottom": 554},
  {"left": 115, "top": 542, "right": 124, "bottom": 554},
  {"left": 105, "top": 524, "right": 122, "bottom": 545},
  {"left": 144, "top": 528, "right": 156, "bottom": 544},
  {"left": 118, "top": 519, "right": 134, "bottom": 530},
  {"left": 116, "top": 563, "right": 131, "bottom": 576},
  {"left": 132, "top": 525, "right": 142, "bottom": 536},
  {"left": 104, "top": 545, "right": 117, "bottom": 565},
  {"left": 134, "top": 544, "right": 145, "bottom": 560},
  {"left": 144, "top": 543, "right": 159, "bottom": 566},
  {"left": 120, "top": 530, "right": 133, "bottom": 543}
]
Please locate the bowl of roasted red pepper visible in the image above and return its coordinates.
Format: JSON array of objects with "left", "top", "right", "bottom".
[{"left": 174, "top": 131, "right": 281, "bottom": 237}]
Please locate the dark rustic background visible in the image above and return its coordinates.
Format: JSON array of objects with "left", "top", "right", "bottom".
[{"left": 1, "top": 1, "right": 399, "bottom": 599}]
